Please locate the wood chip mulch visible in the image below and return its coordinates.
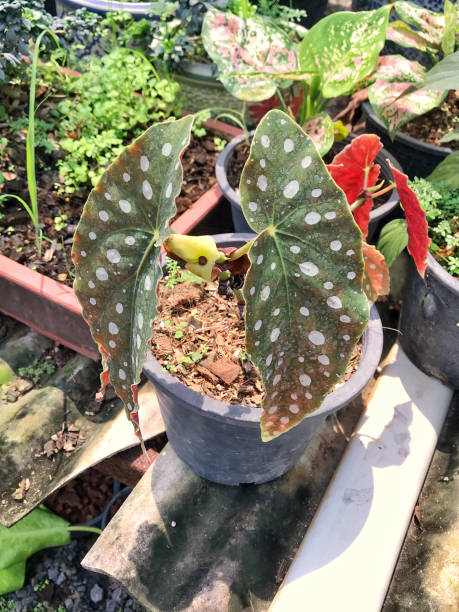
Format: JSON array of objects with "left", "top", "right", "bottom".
[{"left": 150, "top": 278, "right": 361, "bottom": 407}]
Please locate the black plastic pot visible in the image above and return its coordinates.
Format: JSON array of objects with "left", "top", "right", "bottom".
[
  {"left": 399, "top": 254, "right": 459, "bottom": 388},
  {"left": 216, "top": 131, "right": 403, "bottom": 242},
  {"left": 143, "top": 233, "right": 384, "bottom": 485},
  {"left": 279, "top": 0, "right": 328, "bottom": 28},
  {"left": 55, "top": 0, "right": 166, "bottom": 18},
  {"left": 362, "top": 101, "right": 453, "bottom": 180}
]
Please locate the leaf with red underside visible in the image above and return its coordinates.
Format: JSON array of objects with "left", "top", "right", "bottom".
[
  {"left": 302, "top": 113, "right": 334, "bottom": 156},
  {"left": 72, "top": 116, "right": 194, "bottom": 437},
  {"left": 327, "top": 134, "right": 382, "bottom": 239},
  {"left": 362, "top": 242, "right": 390, "bottom": 301},
  {"left": 202, "top": 8, "right": 298, "bottom": 101},
  {"left": 388, "top": 162, "right": 430, "bottom": 277}
]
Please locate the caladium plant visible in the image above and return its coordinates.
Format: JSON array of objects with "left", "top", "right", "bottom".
[
  {"left": 367, "top": 0, "right": 459, "bottom": 137},
  {"left": 202, "top": 6, "right": 392, "bottom": 154},
  {"left": 72, "top": 110, "right": 429, "bottom": 444}
]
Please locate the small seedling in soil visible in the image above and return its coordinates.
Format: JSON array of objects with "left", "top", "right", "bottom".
[
  {"left": 18, "top": 360, "right": 55, "bottom": 385},
  {"left": 72, "top": 111, "right": 429, "bottom": 442}
]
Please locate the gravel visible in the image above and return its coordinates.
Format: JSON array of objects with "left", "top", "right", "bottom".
[{"left": 1, "top": 536, "right": 147, "bottom": 611}]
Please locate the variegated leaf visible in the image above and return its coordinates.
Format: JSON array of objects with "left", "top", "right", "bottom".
[
  {"left": 369, "top": 55, "right": 427, "bottom": 85},
  {"left": 202, "top": 8, "right": 298, "bottom": 102},
  {"left": 299, "top": 6, "right": 391, "bottom": 98},
  {"left": 442, "top": 0, "right": 457, "bottom": 56},
  {"left": 368, "top": 78, "right": 446, "bottom": 138},
  {"left": 386, "top": 20, "right": 433, "bottom": 53},
  {"left": 302, "top": 113, "right": 334, "bottom": 156},
  {"left": 72, "top": 116, "right": 194, "bottom": 436},
  {"left": 362, "top": 242, "right": 390, "bottom": 301},
  {"left": 240, "top": 110, "right": 369, "bottom": 441},
  {"left": 394, "top": 1, "right": 445, "bottom": 48}
]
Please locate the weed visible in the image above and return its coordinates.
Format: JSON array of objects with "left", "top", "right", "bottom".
[
  {"left": 18, "top": 359, "right": 56, "bottom": 384},
  {"left": 33, "top": 578, "right": 49, "bottom": 592},
  {"left": 213, "top": 136, "right": 227, "bottom": 152},
  {"left": 53, "top": 214, "right": 68, "bottom": 232}
]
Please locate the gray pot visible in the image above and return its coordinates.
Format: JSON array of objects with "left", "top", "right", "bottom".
[
  {"left": 143, "top": 233, "right": 384, "bottom": 485},
  {"left": 216, "top": 131, "right": 403, "bottom": 242},
  {"left": 55, "top": 0, "right": 165, "bottom": 18},
  {"left": 173, "top": 60, "right": 245, "bottom": 114},
  {"left": 399, "top": 253, "right": 459, "bottom": 388}
]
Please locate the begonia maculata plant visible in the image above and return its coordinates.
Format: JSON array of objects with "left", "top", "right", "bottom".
[{"left": 72, "top": 110, "right": 429, "bottom": 445}]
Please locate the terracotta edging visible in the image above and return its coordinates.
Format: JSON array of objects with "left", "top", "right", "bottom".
[{"left": 0, "top": 118, "right": 240, "bottom": 359}]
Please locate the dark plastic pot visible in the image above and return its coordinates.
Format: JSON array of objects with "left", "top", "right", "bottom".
[
  {"left": 362, "top": 101, "right": 453, "bottom": 180},
  {"left": 279, "top": 0, "right": 328, "bottom": 28},
  {"left": 399, "top": 254, "right": 459, "bottom": 388},
  {"left": 216, "top": 131, "right": 403, "bottom": 242},
  {"left": 55, "top": 0, "right": 165, "bottom": 18},
  {"left": 143, "top": 233, "right": 384, "bottom": 485}
]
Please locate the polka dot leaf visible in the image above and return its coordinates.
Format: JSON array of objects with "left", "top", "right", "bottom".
[
  {"left": 299, "top": 6, "right": 391, "bottom": 99},
  {"left": 202, "top": 8, "right": 298, "bottom": 102},
  {"left": 240, "top": 109, "right": 369, "bottom": 441},
  {"left": 72, "top": 116, "right": 194, "bottom": 437}
]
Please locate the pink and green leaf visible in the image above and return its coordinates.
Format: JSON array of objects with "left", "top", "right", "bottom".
[
  {"left": 239, "top": 110, "right": 369, "bottom": 441},
  {"left": 386, "top": 21, "right": 434, "bottom": 54},
  {"left": 362, "top": 242, "right": 390, "bottom": 301},
  {"left": 202, "top": 8, "right": 298, "bottom": 102},
  {"left": 393, "top": 1, "right": 445, "bottom": 48},
  {"left": 299, "top": 6, "right": 391, "bottom": 98},
  {"left": 72, "top": 116, "right": 194, "bottom": 436},
  {"left": 368, "top": 78, "right": 446, "bottom": 138},
  {"left": 388, "top": 161, "right": 430, "bottom": 276},
  {"left": 302, "top": 113, "right": 334, "bottom": 156},
  {"left": 327, "top": 134, "right": 382, "bottom": 238}
]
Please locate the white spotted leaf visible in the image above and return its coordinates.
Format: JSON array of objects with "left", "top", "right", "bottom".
[
  {"left": 299, "top": 6, "right": 391, "bottom": 98},
  {"left": 202, "top": 8, "right": 298, "bottom": 102},
  {"left": 72, "top": 116, "right": 194, "bottom": 434},
  {"left": 240, "top": 110, "right": 369, "bottom": 441}
]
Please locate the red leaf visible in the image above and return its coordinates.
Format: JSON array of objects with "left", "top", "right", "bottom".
[
  {"left": 388, "top": 162, "right": 430, "bottom": 277},
  {"left": 248, "top": 90, "right": 303, "bottom": 123},
  {"left": 327, "top": 134, "right": 382, "bottom": 238},
  {"left": 362, "top": 242, "right": 390, "bottom": 301}
]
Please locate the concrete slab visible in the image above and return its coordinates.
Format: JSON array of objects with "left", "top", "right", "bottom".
[
  {"left": 383, "top": 393, "right": 459, "bottom": 611},
  {"left": 270, "top": 344, "right": 453, "bottom": 612},
  {"left": 82, "top": 394, "right": 367, "bottom": 612}
]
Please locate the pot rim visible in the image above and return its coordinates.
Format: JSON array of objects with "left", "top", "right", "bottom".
[
  {"left": 361, "top": 101, "right": 453, "bottom": 156},
  {"left": 57, "top": 0, "right": 166, "bottom": 16},
  {"left": 143, "top": 233, "right": 383, "bottom": 429},
  {"left": 215, "top": 129, "right": 402, "bottom": 224},
  {"left": 426, "top": 252, "right": 459, "bottom": 294}
]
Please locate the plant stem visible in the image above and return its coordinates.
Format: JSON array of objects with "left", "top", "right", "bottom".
[
  {"left": 67, "top": 526, "right": 103, "bottom": 535},
  {"left": 275, "top": 88, "right": 288, "bottom": 112},
  {"left": 228, "top": 236, "right": 257, "bottom": 260}
]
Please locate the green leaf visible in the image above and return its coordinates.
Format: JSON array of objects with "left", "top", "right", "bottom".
[
  {"left": 240, "top": 110, "right": 369, "bottom": 441},
  {"left": 394, "top": 1, "right": 445, "bottom": 47},
  {"left": 428, "top": 151, "right": 459, "bottom": 188},
  {"left": 419, "top": 52, "right": 459, "bottom": 91},
  {"left": 442, "top": 0, "right": 457, "bottom": 56},
  {"left": 0, "top": 508, "right": 70, "bottom": 595},
  {"left": 202, "top": 8, "right": 298, "bottom": 101},
  {"left": 302, "top": 113, "right": 334, "bottom": 156},
  {"left": 299, "top": 7, "right": 391, "bottom": 98},
  {"left": 376, "top": 218, "right": 409, "bottom": 268},
  {"left": 439, "top": 128, "right": 459, "bottom": 143},
  {"left": 72, "top": 116, "right": 194, "bottom": 431},
  {"left": 0, "top": 561, "right": 26, "bottom": 595}
]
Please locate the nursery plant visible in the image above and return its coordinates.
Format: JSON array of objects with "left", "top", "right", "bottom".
[
  {"left": 202, "top": 5, "right": 393, "bottom": 153},
  {"left": 366, "top": 0, "right": 459, "bottom": 138},
  {"left": 72, "top": 109, "right": 429, "bottom": 444}
]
